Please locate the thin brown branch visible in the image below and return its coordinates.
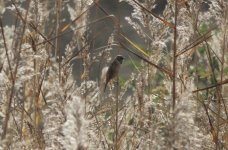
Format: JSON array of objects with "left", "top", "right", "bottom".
[
  {"left": 92, "top": 110, "right": 110, "bottom": 149},
  {"left": 194, "top": 95, "right": 227, "bottom": 123},
  {"left": 12, "top": 6, "right": 55, "bottom": 49},
  {"left": 22, "top": 15, "right": 117, "bottom": 52},
  {"left": 201, "top": 99, "right": 217, "bottom": 141},
  {"left": 172, "top": 0, "right": 178, "bottom": 110},
  {"left": 55, "top": 0, "right": 62, "bottom": 83},
  {"left": 115, "top": 79, "right": 119, "bottom": 150},
  {"left": 60, "top": 0, "right": 94, "bottom": 32},
  {"left": 2, "top": 0, "right": 31, "bottom": 139},
  {"left": 29, "top": 22, "right": 55, "bottom": 48},
  {"left": 192, "top": 79, "right": 228, "bottom": 93},
  {"left": 132, "top": 0, "right": 175, "bottom": 29},
  {"left": 0, "top": 18, "right": 14, "bottom": 81},
  {"left": 176, "top": 35, "right": 212, "bottom": 57},
  {"left": 120, "top": 42, "right": 173, "bottom": 78},
  {"left": 62, "top": 27, "right": 107, "bottom": 67},
  {"left": 176, "top": 26, "right": 216, "bottom": 57},
  {"left": 219, "top": 7, "right": 228, "bottom": 119}
]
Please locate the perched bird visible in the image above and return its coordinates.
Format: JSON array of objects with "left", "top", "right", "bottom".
[{"left": 104, "top": 55, "right": 124, "bottom": 92}]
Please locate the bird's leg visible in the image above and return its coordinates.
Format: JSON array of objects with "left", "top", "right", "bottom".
[{"left": 113, "top": 77, "right": 120, "bottom": 90}]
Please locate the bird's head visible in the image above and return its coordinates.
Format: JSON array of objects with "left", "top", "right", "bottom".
[{"left": 115, "top": 55, "right": 124, "bottom": 64}]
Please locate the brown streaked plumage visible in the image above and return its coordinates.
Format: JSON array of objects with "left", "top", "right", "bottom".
[{"left": 104, "top": 55, "right": 124, "bottom": 92}]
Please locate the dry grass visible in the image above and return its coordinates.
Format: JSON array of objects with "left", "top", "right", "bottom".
[{"left": 0, "top": 0, "right": 228, "bottom": 149}]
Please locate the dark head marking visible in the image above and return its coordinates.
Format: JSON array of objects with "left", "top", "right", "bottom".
[{"left": 115, "top": 55, "right": 124, "bottom": 64}]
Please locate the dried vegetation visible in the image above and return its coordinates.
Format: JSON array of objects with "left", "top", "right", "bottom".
[{"left": 0, "top": 0, "right": 228, "bottom": 149}]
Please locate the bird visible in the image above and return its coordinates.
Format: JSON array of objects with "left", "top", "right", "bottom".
[{"left": 104, "top": 55, "right": 124, "bottom": 92}]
